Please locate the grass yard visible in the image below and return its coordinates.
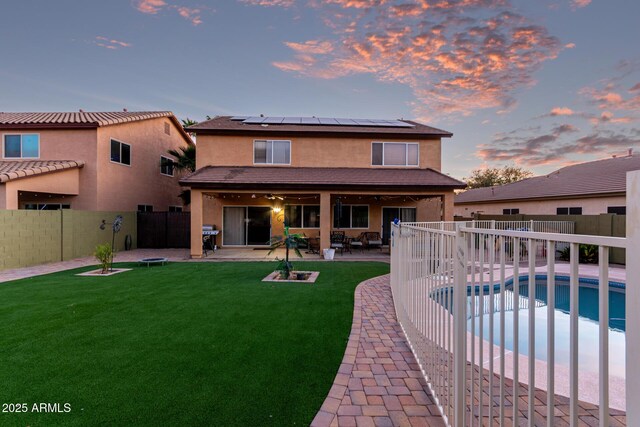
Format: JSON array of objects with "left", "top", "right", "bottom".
[{"left": 0, "top": 261, "right": 389, "bottom": 426}]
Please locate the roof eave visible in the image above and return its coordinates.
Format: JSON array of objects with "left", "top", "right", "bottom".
[
  {"left": 185, "top": 128, "right": 452, "bottom": 139},
  {"left": 455, "top": 191, "right": 627, "bottom": 205},
  {"left": 179, "top": 181, "right": 465, "bottom": 191}
]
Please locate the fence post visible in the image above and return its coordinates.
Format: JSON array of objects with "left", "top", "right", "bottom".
[
  {"left": 453, "top": 222, "right": 466, "bottom": 424},
  {"left": 626, "top": 170, "right": 640, "bottom": 426}
]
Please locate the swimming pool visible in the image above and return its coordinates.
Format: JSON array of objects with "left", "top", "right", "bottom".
[{"left": 466, "top": 276, "right": 626, "bottom": 378}]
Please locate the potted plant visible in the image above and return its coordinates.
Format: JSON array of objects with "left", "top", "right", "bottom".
[{"left": 268, "top": 226, "right": 305, "bottom": 279}]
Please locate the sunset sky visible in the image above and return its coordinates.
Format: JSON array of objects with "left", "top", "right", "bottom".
[{"left": 1, "top": 0, "right": 638, "bottom": 179}]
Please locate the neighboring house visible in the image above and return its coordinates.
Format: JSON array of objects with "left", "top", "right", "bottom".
[
  {"left": 180, "top": 115, "right": 465, "bottom": 257},
  {"left": 0, "top": 111, "right": 193, "bottom": 211},
  {"left": 455, "top": 153, "right": 640, "bottom": 217}
]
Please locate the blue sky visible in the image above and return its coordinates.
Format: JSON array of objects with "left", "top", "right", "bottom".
[{"left": 1, "top": 0, "right": 638, "bottom": 179}]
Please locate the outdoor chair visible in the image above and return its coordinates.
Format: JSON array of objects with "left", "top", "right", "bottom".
[
  {"left": 364, "top": 232, "right": 383, "bottom": 251},
  {"left": 307, "top": 237, "right": 320, "bottom": 255},
  {"left": 348, "top": 233, "right": 366, "bottom": 253},
  {"left": 330, "top": 231, "right": 350, "bottom": 254}
]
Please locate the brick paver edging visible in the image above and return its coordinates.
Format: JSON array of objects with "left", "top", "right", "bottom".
[{"left": 310, "top": 275, "right": 445, "bottom": 427}]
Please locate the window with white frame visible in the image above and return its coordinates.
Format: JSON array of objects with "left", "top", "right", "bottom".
[
  {"left": 110, "top": 139, "right": 131, "bottom": 165},
  {"left": 371, "top": 142, "right": 418, "bottom": 166},
  {"left": 137, "top": 204, "right": 153, "bottom": 212},
  {"left": 160, "top": 156, "right": 175, "bottom": 176},
  {"left": 254, "top": 140, "right": 291, "bottom": 164},
  {"left": 502, "top": 208, "right": 520, "bottom": 214},
  {"left": 333, "top": 205, "right": 369, "bottom": 229},
  {"left": 284, "top": 205, "right": 320, "bottom": 228},
  {"left": 3, "top": 134, "right": 39, "bottom": 158}
]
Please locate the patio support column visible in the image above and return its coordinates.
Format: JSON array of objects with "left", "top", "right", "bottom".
[
  {"left": 319, "top": 192, "right": 331, "bottom": 254},
  {"left": 190, "top": 189, "right": 203, "bottom": 259},
  {"left": 442, "top": 192, "right": 454, "bottom": 221}
]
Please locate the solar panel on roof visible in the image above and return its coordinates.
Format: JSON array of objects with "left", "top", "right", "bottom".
[
  {"left": 230, "top": 116, "right": 249, "bottom": 121},
  {"left": 282, "top": 117, "right": 303, "bottom": 124},
  {"left": 263, "top": 117, "right": 285, "bottom": 124},
  {"left": 336, "top": 118, "right": 358, "bottom": 125},
  {"left": 243, "top": 117, "right": 267, "bottom": 124},
  {"left": 237, "top": 116, "right": 415, "bottom": 128},
  {"left": 318, "top": 117, "right": 339, "bottom": 125}
]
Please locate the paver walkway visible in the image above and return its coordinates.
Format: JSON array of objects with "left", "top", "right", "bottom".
[{"left": 311, "top": 275, "right": 446, "bottom": 427}]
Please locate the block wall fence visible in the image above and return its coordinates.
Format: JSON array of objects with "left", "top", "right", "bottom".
[
  {"left": 473, "top": 213, "right": 626, "bottom": 264},
  {"left": 0, "top": 210, "right": 137, "bottom": 270}
]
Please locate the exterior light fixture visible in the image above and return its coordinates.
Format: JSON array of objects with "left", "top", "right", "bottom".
[{"left": 273, "top": 207, "right": 282, "bottom": 214}]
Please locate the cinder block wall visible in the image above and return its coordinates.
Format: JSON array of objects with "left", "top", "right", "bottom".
[
  {"left": 476, "top": 213, "right": 626, "bottom": 264},
  {"left": 0, "top": 210, "right": 137, "bottom": 270}
]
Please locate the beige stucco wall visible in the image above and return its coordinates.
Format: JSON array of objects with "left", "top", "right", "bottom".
[
  {"left": 1, "top": 128, "right": 98, "bottom": 209},
  {"left": 3, "top": 167, "right": 81, "bottom": 209},
  {"left": 454, "top": 195, "right": 627, "bottom": 217},
  {"left": 96, "top": 118, "right": 190, "bottom": 212},
  {"left": 196, "top": 135, "right": 442, "bottom": 171}
]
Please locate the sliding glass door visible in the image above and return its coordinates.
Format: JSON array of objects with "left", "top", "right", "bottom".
[
  {"left": 381, "top": 207, "right": 416, "bottom": 244},
  {"left": 223, "top": 206, "right": 272, "bottom": 246}
]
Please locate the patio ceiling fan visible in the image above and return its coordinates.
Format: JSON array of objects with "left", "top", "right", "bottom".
[{"left": 264, "top": 194, "right": 284, "bottom": 200}]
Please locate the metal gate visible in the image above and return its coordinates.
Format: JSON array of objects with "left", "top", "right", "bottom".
[{"left": 137, "top": 212, "right": 190, "bottom": 248}]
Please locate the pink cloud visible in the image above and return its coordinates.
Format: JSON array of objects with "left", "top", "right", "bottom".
[
  {"left": 136, "top": 0, "right": 167, "bottom": 14},
  {"left": 95, "top": 36, "right": 132, "bottom": 50},
  {"left": 175, "top": 6, "right": 203, "bottom": 25},
  {"left": 571, "top": 0, "right": 591, "bottom": 9},
  {"left": 240, "top": 0, "right": 295, "bottom": 6},
  {"left": 284, "top": 40, "right": 334, "bottom": 54},
  {"left": 255, "top": 0, "right": 562, "bottom": 120},
  {"left": 550, "top": 106, "right": 574, "bottom": 116},
  {"left": 134, "top": 1, "right": 208, "bottom": 25}
]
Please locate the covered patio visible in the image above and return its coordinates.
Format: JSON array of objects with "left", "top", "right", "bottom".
[{"left": 181, "top": 166, "right": 466, "bottom": 259}]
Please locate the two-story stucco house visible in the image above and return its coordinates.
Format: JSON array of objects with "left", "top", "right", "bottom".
[
  {"left": 181, "top": 116, "right": 465, "bottom": 257},
  {"left": 0, "top": 111, "right": 193, "bottom": 211}
]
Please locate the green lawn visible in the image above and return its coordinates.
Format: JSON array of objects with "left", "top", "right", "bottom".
[{"left": 0, "top": 261, "right": 389, "bottom": 426}]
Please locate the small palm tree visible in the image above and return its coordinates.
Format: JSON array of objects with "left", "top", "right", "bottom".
[{"left": 268, "top": 226, "right": 305, "bottom": 279}]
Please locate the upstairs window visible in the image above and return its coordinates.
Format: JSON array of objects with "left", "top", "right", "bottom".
[
  {"left": 160, "top": 156, "right": 175, "bottom": 176},
  {"left": 372, "top": 142, "right": 418, "bottom": 166},
  {"left": 110, "top": 139, "right": 131, "bottom": 165},
  {"left": 254, "top": 140, "right": 290, "bottom": 165},
  {"left": 502, "top": 208, "right": 520, "bottom": 214},
  {"left": 3, "top": 134, "right": 39, "bottom": 158}
]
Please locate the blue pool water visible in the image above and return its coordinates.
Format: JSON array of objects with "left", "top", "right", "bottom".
[{"left": 465, "top": 276, "right": 626, "bottom": 378}]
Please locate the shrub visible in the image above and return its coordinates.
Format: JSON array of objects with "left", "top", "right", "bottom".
[
  {"left": 95, "top": 243, "right": 113, "bottom": 274},
  {"left": 556, "top": 244, "right": 598, "bottom": 264}
]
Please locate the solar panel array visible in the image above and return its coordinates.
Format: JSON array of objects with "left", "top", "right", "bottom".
[{"left": 229, "top": 116, "right": 414, "bottom": 128}]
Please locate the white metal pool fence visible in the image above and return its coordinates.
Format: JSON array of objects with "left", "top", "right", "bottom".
[
  {"left": 403, "top": 220, "right": 575, "bottom": 264},
  {"left": 390, "top": 171, "right": 640, "bottom": 426}
]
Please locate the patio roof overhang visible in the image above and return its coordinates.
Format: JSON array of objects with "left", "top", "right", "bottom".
[{"left": 180, "top": 166, "right": 467, "bottom": 191}]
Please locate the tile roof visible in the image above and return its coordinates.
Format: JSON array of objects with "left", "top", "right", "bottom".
[
  {"left": 187, "top": 116, "right": 452, "bottom": 138},
  {"left": 180, "top": 166, "right": 465, "bottom": 190},
  {"left": 0, "top": 111, "right": 175, "bottom": 127},
  {"left": 455, "top": 154, "right": 640, "bottom": 204},
  {"left": 0, "top": 160, "right": 85, "bottom": 183}
]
